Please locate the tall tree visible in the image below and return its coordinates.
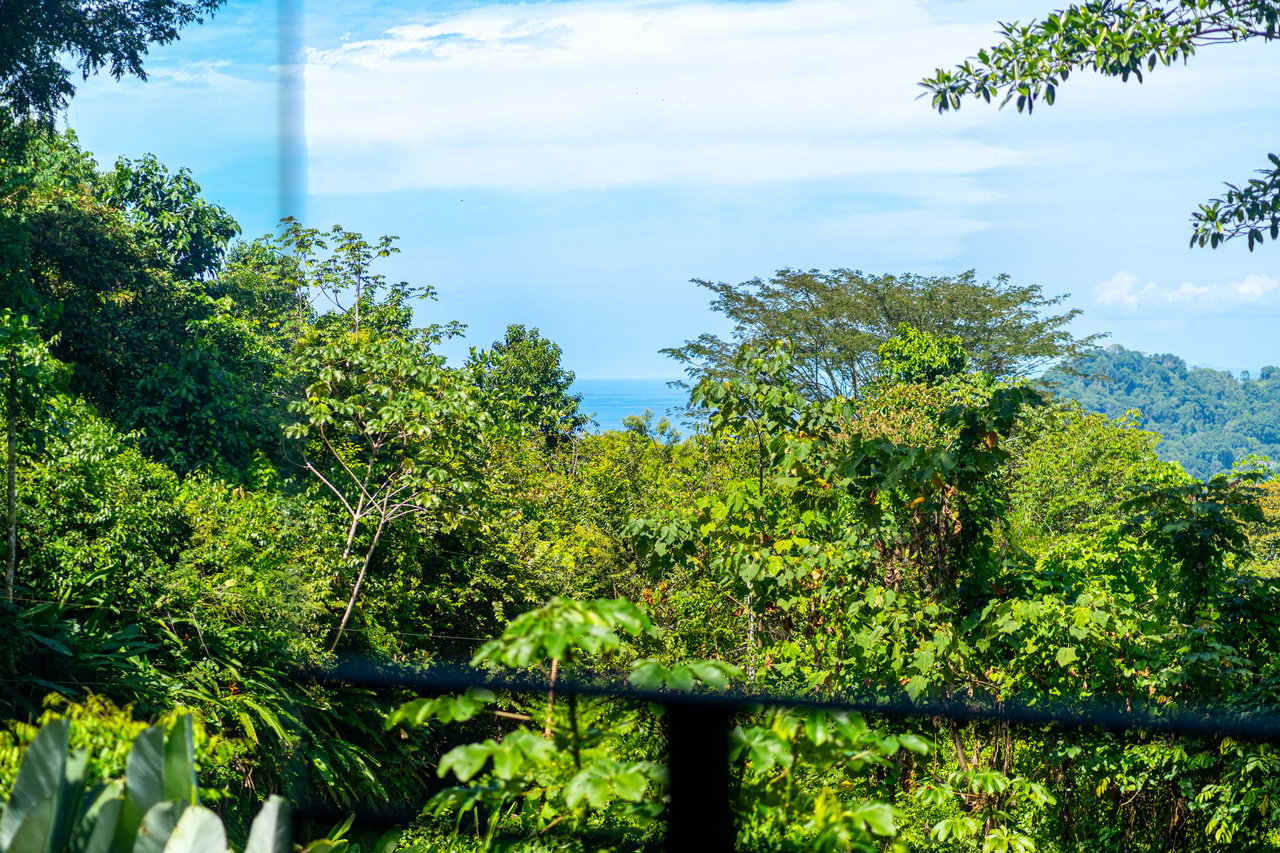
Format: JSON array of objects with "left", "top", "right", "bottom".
[
  {"left": 664, "top": 268, "right": 1097, "bottom": 400},
  {"left": 920, "top": 0, "right": 1280, "bottom": 251},
  {"left": 287, "top": 330, "right": 491, "bottom": 651},
  {"left": 280, "top": 222, "right": 490, "bottom": 651},
  {"left": 15, "top": 134, "right": 284, "bottom": 472}
]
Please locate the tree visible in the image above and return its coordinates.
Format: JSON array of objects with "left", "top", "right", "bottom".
[
  {"left": 97, "top": 153, "right": 240, "bottom": 280},
  {"left": 287, "top": 330, "right": 492, "bottom": 652},
  {"left": 664, "top": 269, "right": 1097, "bottom": 400},
  {"left": 1003, "top": 403, "right": 1181, "bottom": 553},
  {"left": 280, "top": 223, "right": 491, "bottom": 652},
  {"left": 278, "top": 217, "right": 462, "bottom": 346},
  {"left": 920, "top": 1, "right": 1280, "bottom": 251},
  {"left": 468, "top": 324, "right": 587, "bottom": 447},
  {"left": 877, "top": 323, "right": 968, "bottom": 387},
  {"left": 0, "top": 0, "right": 225, "bottom": 123},
  {"left": 13, "top": 134, "right": 289, "bottom": 473}
]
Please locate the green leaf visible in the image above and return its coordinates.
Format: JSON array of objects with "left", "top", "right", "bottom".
[
  {"left": 628, "top": 659, "right": 668, "bottom": 690},
  {"left": 124, "top": 727, "right": 166, "bottom": 815},
  {"left": 244, "top": 796, "right": 290, "bottom": 853},
  {"left": 368, "top": 829, "right": 401, "bottom": 853},
  {"left": 160, "top": 806, "right": 227, "bottom": 853},
  {"left": 664, "top": 665, "right": 696, "bottom": 692},
  {"left": 0, "top": 718, "right": 68, "bottom": 852},
  {"left": 736, "top": 729, "right": 793, "bottom": 773},
  {"left": 50, "top": 748, "right": 89, "bottom": 853},
  {"left": 899, "top": 734, "right": 931, "bottom": 755},
  {"left": 1055, "top": 646, "right": 1079, "bottom": 667},
  {"left": 133, "top": 802, "right": 187, "bottom": 853},
  {"left": 932, "top": 816, "right": 980, "bottom": 843},
  {"left": 564, "top": 768, "right": 607, "bottom": 811},
  {"left": 612, "top": 767, "right": 649, "bottom": 802},
  {"left": 437, "top": 744, "right": 490, "bottom": 782},
  {"left": 6, "top": 800, "right": 55, "bottom": 853},
  {"left": 163, "top": 717, "right": 197, "bottom": 806},
  {"left": 686, "top": 660, "right": 740, "bottom": 689},
  {"left": 80, "top": 789, "right": 125, "bottom": 853},
  {"left": 489, "top": 741, "right": 524, "bottom": 781},
  {"left": 850, "top": 802, "right": 899, "bottom": 836},
  {"left": 804, "top": 712, "right": 831, "bottom": 746},
  {"left": 325, "top": 814, "right": 354, "bottom": 843}
]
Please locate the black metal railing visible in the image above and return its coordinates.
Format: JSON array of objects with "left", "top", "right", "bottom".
[{"left": 302, "top": 657, "right": 1280, "bottom": 852}]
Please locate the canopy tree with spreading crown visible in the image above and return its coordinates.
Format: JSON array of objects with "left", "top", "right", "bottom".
[{"left": 665, "top": 269, "right": 1099, "bottom": 401}]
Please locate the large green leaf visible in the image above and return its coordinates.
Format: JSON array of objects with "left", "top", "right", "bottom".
[
  {"left": 79, "top": 786, "right": 125, "bottom": 853},
  {"left": 132, "top": 802, "right": 186, "bottom": 853},
  {"left": 112, "top": 727, "right": 165, "bottom": 853},
  {"left": 47, "top": 748, "right": 88, "bottom": 853},
  {"left": 161, "top": 719, "right": 196, "bottom": 806},
  {"left": 124, "top": 728, "right": 164, "bottom": 815},
  {"left": 243, "top": 797, "right": 289, "bottom": 853},
  {"left": 5, "top": 799, "right": 55, "bottom": 853},
  {"left": 436, "top": 744, "right": 490, "bottom": 783},
  {"left": 159, "top": 807, "right": 225, "bottom": 853},
  {"left": 849, "top": 802, "right": 899, "bottom": 837},
  {"left": 0, "top": 718, "right": 68, "bottom": 852},
  {"left": 611, "top": 766, "right": 649, "bottom": 802}
]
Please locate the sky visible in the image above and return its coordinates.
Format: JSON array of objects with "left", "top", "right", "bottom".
[{"left": 62, "top": 0, "right": 1280, "bottom": 379}]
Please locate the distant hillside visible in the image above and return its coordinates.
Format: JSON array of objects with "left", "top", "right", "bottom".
[{"left": 1044, "top": 345, "right": 1280, "bottom": 480}]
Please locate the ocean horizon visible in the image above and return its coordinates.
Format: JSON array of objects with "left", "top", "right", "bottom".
[{"left": 574, "top": 378, "right": 688, "bottom": 433}]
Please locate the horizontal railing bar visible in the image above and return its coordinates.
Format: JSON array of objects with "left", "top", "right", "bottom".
[{"left": 309, "top": 656, "right": 1280, "bottom": 743}]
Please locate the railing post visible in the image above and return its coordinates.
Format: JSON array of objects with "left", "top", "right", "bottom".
[{"left": 666, "top": 701, "right": 735, "bottom": 852}]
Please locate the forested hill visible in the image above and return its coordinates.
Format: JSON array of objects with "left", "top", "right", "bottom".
[{"left": 1045, "top": 345, "right": 1280, "bottom": 480}]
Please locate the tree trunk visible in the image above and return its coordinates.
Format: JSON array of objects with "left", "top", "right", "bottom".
[
  {"left": 330, "top": 515, "right": 387, "bottom": 651},
  {"left": 341, "top": 496, "right": 365, "bottom": 560},
  {"left": 543, "top": 658, "right": 559, "bottom": 738},
  {"left": 6, "top": 350, "right": 15, "bottom": 604}
]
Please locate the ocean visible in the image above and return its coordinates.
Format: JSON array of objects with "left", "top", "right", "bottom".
[{"left": 574, "top": 378, "right": 689, "bottom": 433}]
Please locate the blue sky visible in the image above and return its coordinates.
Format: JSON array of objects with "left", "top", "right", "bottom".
[{"left": 63, "top": 0, "right": 1280, "bottom": 378}]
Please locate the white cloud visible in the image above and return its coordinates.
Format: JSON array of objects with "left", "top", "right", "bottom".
[
  {"left": 1095, "top": 271, "right": 1280, "bottom": 311},
  {"left": 303, "top": 0, "right": 1017, "bottom": 193}
]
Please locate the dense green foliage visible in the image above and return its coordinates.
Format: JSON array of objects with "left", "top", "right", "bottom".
[
  {"left": 5, "top": 127, "right": 1280, "bottom": 849},
  {"left": 4, "top": 10, "right": 1280, "bottom": 851},
  {"left": 0, "top": 708, "right": 404, "bottom": 853},
  {"left": 1046, "top": 345, "right": 1280, "bottom": 479}
]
